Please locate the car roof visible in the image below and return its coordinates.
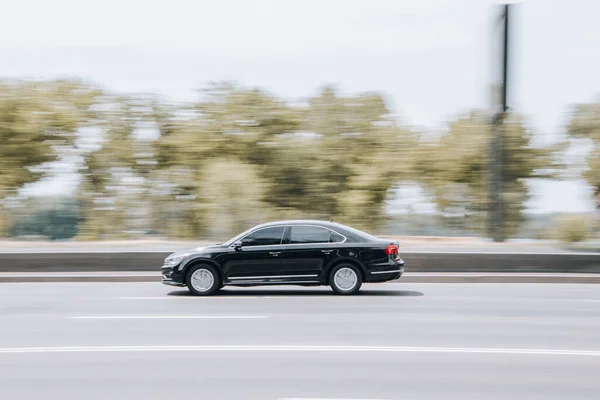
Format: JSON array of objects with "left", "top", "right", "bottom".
[
  {"left": 255, "top": 220, "right": 335, "bottom": 229},
  {"left": 222, "top": 219, "right": 381, "bottom": 245},
  {"left": 250, "top": 220, "right": 381, "bottom": 242}
]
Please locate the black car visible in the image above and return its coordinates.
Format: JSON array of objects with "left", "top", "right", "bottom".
[{"left": 161, "top": 220, "right": 404, "bottom": 295}]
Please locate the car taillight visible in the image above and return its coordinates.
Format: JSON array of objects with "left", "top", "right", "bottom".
[{"left": 385, "top": 244, "right": 399, "bottom": 255}]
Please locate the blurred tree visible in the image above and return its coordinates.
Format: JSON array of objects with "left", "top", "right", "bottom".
[
  {"left": 0, "top": 79, "right": 100, "bottom": 235},
  {"left": 9, "top": 198, "right": 82, "bottom": 240},
  {"left": 242, "top": 87, "right": 419, "bottom": 231},
  {"left": 199, "top": 159, "right": 271, "bottom": 239},
  {"left": 566, "top": 101, "right": 600, "bottom": 195},
  {"left": 152, "top": 82, "right": 301, "bottom": 238},
  {"left": 415, "top": 111, "right": 562, "bottom": 238},
  {"left": 553, "top": 213, "right": 590, "bottom": 243},
  {"left": 156, "top": 82, "right": 298, "bottom": 168},
  {"left": 78, "top": 94, "right": 169, "bottom": 239},
  {"left": 2, "top": 79, "right": 572, "bottom": 240}
]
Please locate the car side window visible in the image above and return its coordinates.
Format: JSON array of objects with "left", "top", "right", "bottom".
[
  {"left": 290, "top": 226, "right": 344, "bottom": 244},
  {"left": 240, "top": 226, "right": 285, "bottom": 246}
]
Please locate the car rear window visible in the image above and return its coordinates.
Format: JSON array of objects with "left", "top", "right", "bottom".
[{"left": 332, "top": 223, "right": 379, "bottom": 242}]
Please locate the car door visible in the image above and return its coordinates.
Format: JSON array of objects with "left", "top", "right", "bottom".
[
  {"left": 220, "top": 226, "right": 287, "bottom": 280},
  {"left": 281, "top": 225, "right": 346, "bottom": 278}
]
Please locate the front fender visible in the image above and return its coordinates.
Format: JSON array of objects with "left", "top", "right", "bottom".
[{"left": 180, "top": 257, "right": 222, "bottom": 279}]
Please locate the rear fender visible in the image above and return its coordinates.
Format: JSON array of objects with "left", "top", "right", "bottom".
[{"left": 324, "top": 256, "right": 367, "bottom": 282}]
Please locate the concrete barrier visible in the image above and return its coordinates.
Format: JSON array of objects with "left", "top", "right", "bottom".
[
  {"left": 403, "top": 251, "right": 600, "bottom": 273},
  {"left": 0, "top": 252, "right": 171, "bottom": 272},
  {"left": 1, "top": 250, "right": 599, "bottom": 274}
]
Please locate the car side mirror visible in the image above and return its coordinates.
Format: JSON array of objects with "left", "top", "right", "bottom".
[{"left": 233, "top": 241, "right": 243, "bottom": 251}]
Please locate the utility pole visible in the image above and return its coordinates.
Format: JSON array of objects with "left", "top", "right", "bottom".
[{"left": 489, "top": 4, "right": 510, "bottom": 242}]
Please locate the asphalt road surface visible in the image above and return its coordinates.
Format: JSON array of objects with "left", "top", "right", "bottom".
[{"left": 1, "top": 282, "right": 600, "bottom": 400}]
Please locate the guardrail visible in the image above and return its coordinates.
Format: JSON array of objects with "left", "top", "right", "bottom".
[{"left": 1, "top": 251, "right": 599, "bottom": 274}]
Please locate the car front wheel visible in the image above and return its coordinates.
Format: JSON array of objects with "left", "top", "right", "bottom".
[
  {"left": 186, "top": 265, "right": 220, "bottom": 296},
  {"left": 329, "top": 263, "right": 362, "bottom": 295}
]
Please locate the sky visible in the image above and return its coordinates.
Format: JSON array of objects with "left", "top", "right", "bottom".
[{"left": 1, "top": 0, "right": 599, "bottom": 213}]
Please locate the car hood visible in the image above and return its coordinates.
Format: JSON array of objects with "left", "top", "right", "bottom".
[{"left": 168, "top": 244, "right": 224, "bottom": 258}]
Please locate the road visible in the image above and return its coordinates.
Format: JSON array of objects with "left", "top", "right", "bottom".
[{"left": 1, "top": 282, "right": 600, "bottom": 399}]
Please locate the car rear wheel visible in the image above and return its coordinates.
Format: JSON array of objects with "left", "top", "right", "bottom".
[
  {"left": 186, "top": 265, "right": 220, "bottom": 296},
  {"left": 329, "top": 263, "right": 362, "bottom": 295}
]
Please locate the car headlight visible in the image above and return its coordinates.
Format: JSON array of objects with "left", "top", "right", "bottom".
[{"left": 164, "top": 254, "right": 186, "bottom": 267}]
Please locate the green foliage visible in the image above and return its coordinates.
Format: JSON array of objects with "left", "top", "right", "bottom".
[
  {"left": 567, "top": 101, "right": 600, "bottom": 194},
  {"left": 0, "top": 80, "right": 101, "bottom": 234},
  {"left": 199, "top": 159, "right": 271, "bottom": 239},
  {"left": 0, "top": 79, "right": 571, "bottom": 240},
  {"left": 0, "top": 80, "right": 100, "bottom": 192},
  {"left": 414, "top": 112, "right": 561, "bottom": 237},
  {"left": 9, "top": 199, "right": 82, "bottom": 240},
  {"left": 256, "top": 87, "right": 419, "bottom": 230},
  {"left": 150, "top": 83, "right": 420, "bottom": 236},
  {"left": 553, "top": 214, "right": 590, "bottom": 243},
  {"left": 77, "top": 94, "right": 156, "bottom": 239}
]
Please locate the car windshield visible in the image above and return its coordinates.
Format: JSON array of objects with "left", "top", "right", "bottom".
[{"left": 221, "top": 225, "right": 267, "bottom": 246}]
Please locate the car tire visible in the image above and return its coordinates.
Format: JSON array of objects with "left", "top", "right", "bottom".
[
  {"left": 186, "top": 265, "right": 220, "bottom": 296},
  {"left": 329, "top": 263, "right": 362, "bottom": 295}
]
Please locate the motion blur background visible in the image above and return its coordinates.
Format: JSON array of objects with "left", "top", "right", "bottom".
[{"left": 1, "top": 0, "right": 599, "bottom": 245}]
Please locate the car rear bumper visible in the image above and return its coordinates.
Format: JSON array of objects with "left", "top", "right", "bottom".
[{"left": 365, "top": 258, "right": 404, "bottom": 282}]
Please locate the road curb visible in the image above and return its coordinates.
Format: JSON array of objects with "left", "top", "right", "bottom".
[
  {"left": 400, "top": 275, "right": 600, "bottom": 284},
  {"left": 0, "top": 276, "right": 159, "bottom": 283}
]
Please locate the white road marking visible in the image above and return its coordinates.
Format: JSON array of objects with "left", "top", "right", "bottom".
[
  {"left": 0, "top": 345, "right": 599, "bottom": 356},
  {"left": 115, "top": 297, "right": 183, "bottom": 300},
  {"left": 68, "top": 315, "right": 269, "bottom": 319},
  {"left": 280, "top": 398, "right": 394, "bottom": 400},
  {"left": 422, "top": 296, "right": 600, "bottom": 303},
  {"left": 114, "top": 296, "right": 264, "bottom": 300}
]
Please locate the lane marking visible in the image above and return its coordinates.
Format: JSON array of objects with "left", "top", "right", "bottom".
[
  {"left": 115, "top": 297, "right": 183, "bottom": 300},
  {"left": 114, "top": 296, "right": 265, "bottom": 300},
  {"left": 419, "top": 296, "right": 600, "bottom": 303},
  {"left": 68, "top": 316, "right": 269, "bottom": 320},
  {"left": 1, "top": 345, "right": 599, "bottom": 356}
]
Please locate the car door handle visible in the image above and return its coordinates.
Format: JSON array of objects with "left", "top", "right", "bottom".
[
  {"left": 321, "top": 250, "right": 332, "bottom": 254},
  {"left": 269, "top": 252, "right": 281, "bottom": 256}
]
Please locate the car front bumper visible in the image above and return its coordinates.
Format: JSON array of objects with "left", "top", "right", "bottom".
[{"left": 161, "top": 265, "right": 185, "bottom": 287}]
